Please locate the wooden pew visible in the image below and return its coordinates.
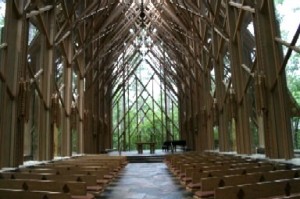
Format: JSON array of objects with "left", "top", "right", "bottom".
[
  {"left": 187, "top": 164, "right": 285, "bottom": 192},
  {"left": 0, "top": 172, "right": 52, "bottom": 180},
  {"left": 0, "top": 188, "right": 71, "bottom": 199},
  {"left": 20, "top": 168, "right": 58, "bottom": 174},
  {"left": 47, "top": 162, "right": 120, "bottom": 173},
  {"left": 172, "top": 156, "right": 258, "bottom": 179},
  {"left": 0, "top": 179, "right": 94, "bottom": 199},
  {"left": 1, "top": 172, "right": 103, "bottom": 194},
  {"left": 18, "top": 166, "right": 113, "bottom": 185},
  {"left": 21, "top": 167, "right": 111, "bottom": 185},
  {"left": 54, "top": 168, "right": 113, "bottom": 185},
  {"left": 180, "top": 161, "right": 261, "bottom": 185},
  {"left": 0, "top": 154, "right": 126, "bottom": 198},
  {"left": 34, "top": 165, "right": 119, "bottom": 179},
  {"left": 49, "top": 156, "right": 126, "bottom": 172},
  {"left": 56, "top": 166, "right": 115, "bottom": 178},
  {"left": 165, "top": 152, "right": 298, "bottom": 199},
  {"left": 166, "top": 152, "right": 249, "bottom": 169},
  {"left": 194, "top": 173, "right": 263, "bottom": 198},
  {"left": 194, "top": 169, "right": 300, "bottom": 199},
  {"left": 47, "top": 174, "right": 102, "bottom": 192},
  {"left": 215, "top": 178, "right": 300, "bottom": 199}
]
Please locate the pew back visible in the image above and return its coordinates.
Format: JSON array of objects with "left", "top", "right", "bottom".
[
  {"left": 215, "top": 178, "right": 300, "bottom": 199},
  {"left": 0, "top": 179, "right": 87, "bottom": 195},
  {"left": 0, "top": 188, "right": 71, "bottom": 199}
]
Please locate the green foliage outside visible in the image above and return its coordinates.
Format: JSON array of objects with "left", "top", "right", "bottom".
[
  {"left": 0, "top": 1, "right": 4, "bottom": 40},
  {"left": 275, "top": 0, "right": 300, "bottom": 149},
  {"left": 113, "top": 93, "right": 179, "bottom": 151},
  {"left": 287, "top": 53, "right": 300, "bottom": 149},
  {"left": 274, "top": 0, "right": 284, "bottom": 4}
]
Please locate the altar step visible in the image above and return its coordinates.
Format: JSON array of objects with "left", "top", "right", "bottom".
[{"left": 126, "top": 155, "right": 165, "bottom": 163}]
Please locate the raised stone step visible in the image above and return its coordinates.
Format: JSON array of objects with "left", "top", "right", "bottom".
[{"left": 126, "top": 155, "right": 164, "bottom": 163}]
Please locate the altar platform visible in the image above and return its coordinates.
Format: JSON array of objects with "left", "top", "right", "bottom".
[{"left": 107, "top": 149, "right": 184, "bottom": 163}]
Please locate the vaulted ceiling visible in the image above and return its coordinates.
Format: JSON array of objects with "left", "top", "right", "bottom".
[
  {"left": 44, "top": 0, "right": 253, "bottom": 98},
  {"left": 25, "top": 0, "right": 300, "bottom": 131}
]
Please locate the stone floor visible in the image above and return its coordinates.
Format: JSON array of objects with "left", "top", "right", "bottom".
[{"left": 97, "top": 163, "right": 193, "bottom": 199}]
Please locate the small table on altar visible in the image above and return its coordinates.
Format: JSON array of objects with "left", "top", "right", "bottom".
[{"left": 136, "top": 142, "right": 156, "bottom": 154}]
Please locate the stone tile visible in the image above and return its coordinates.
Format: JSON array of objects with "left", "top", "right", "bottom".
[{"left": 97, "top": 163, "right": 193, "bottom": 199}]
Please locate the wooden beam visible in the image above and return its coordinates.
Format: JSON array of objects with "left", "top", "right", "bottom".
[
  {"left": 37, "top": 14, "right": 52, "bottom": 47},
  {"left": 275, "top": 37, "right": 300, "bottom": 54},
  {"left": 229, "top": 1, "right": 255, "bottom": 13},
  {"left": 233, "top": 0, "right": 246, "bottom": 41},
  {"left": 271, "top": 24, "right": 300, "bottom": 90},
  {"left": 26, "top": 5, "right": 53, "bottom": 18}
]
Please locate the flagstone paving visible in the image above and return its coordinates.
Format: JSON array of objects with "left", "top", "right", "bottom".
[{"left": 98, "top": 163, "right": 193, "bottom": 199}]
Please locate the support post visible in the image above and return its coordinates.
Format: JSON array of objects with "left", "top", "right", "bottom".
[
  {"left": 78, "top": 77, "right": 84, "bottom": 153},
  {"left": 254, "top": 0, "right": 294, "bottom": 159},
  {"left": 61, "top": 36, "right": 73, "bottom": 156},
  {"left": 226, "top": 1, "right": 252, "bottom": 154},
  {"left": 0, "top": 0, "right": 25, "bottom": 167},
  {"left": 38, "top": 5, "right": 55, "bottom": 160}
]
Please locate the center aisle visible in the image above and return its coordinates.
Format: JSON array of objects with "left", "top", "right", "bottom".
[{"left": 98, "top": 163, "right": 193, "bottom": 199}]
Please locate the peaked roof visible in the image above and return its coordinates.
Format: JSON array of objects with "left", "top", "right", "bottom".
[{"left": 48, "top": 0, "right": 244, "bottom": 98}]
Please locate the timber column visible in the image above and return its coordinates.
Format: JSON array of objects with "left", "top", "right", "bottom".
[
  {"left": 61, "top": 35, "right": 73, "bottom": 156},
  {"left": 254, "top": 0, "right": 293, "bottom": 159},
  {"left": 38, "top": 3, "right": 56, "bottom": 160},
  {"left": 78, "top": 74, "right": 84, "bottom": 153},
  {"left": 226, "top": 1, "right": 252, "bottom": 154},
  {"left": 0, "top": 0, "right": 25, "bottom": 167}
]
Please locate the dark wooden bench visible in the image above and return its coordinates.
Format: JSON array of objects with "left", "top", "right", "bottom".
[
  {"left": 0, "top": 188, "right": 71, "bottom": 199},
  {"left": 47, "top": 156, "right": 126, "bottom": 171},
  {"left": 215, "top": 178, "right": 300, "bottom": 199},
  {"left": 187, "top": 164, "right": 285, "bottom": 192},
  {"left": 1, "top": 171, "right": 103, "bottom": 194},
  {"left": 46, "top": 174, "right": 102, "bottom": 194},
  {"left": 194, "top": 169, "right": 300, "bottom": 198},
  {"left": 18, "top": 166, "right": 114, "bottom": 183},
  {"left": 0, "top": 179, "right": 94, "bottom": 199},
  {"left": 179, "top": 161, "right": 263, "bottom": 184}
]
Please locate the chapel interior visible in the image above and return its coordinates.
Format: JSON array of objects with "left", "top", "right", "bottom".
[{"left": 0, "top": 0, "right": 299, "bottom": 198}]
